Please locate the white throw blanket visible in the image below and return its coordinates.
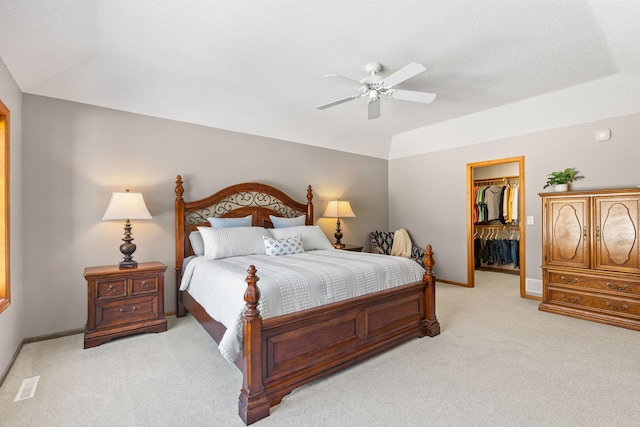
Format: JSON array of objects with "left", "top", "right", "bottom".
[
  {"left": 390, "top": 228, "right": 412, "bottom": 258},
  {"left": 180, "top": 249, "right": 425, "bottom": 362}
]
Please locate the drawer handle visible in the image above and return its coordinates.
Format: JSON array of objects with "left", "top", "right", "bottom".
[
  {"left": 605, "top": 301, "right": 628, "bottom": 311},
  {"left": 560, "top": 276, "right": 579, "bottom": 285},
  {"left": 119, "top": 306, "right": 137, "bottom": 314},
  {"left": 605, "top": 282, "right": 628, "bottom": 291},
  {"left": 141, "top": 281, "right": 149, "bottom": 289},
  {"left": 107, "top": 285, "right": 116, "bottom": 294},
  {"left": 560, "top": 293, "right": 580, "bottom": 303}
]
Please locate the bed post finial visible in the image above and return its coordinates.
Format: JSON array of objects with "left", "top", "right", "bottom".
[
  {"left": 175, "top": 175, "right": 184, "bottom": 201},
  {"left": 239, "top": 265, "right": 270, "bottom": 424},
  {"left": 306, "top": 185, "right": 314, "bottom": 225},
  {"left": 244, "top": 265, "right": 261, "bottom": 318},
  {"left": 423, "top": 244, "right": 434, "bottom": 277}
]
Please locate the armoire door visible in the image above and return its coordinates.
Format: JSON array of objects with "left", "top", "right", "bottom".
[
  {"left": 593, "top": 195, "right": 640, "bottom": 273},
  {"left": 544, "top": 196, "right": 590, "bottom": 269}
]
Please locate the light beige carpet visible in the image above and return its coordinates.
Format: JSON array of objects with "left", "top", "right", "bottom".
[{"left": 1, "top": 271, "right": 639, "bottom": 426}]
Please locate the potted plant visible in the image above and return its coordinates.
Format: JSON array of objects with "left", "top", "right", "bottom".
[{"left": 543, "top": 168, "right": 584, "bottom": 192}]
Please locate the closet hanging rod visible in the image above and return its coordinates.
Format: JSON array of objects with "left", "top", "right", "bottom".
[{"left": 474, "top": 175, "right": 519, "bottom": 186}]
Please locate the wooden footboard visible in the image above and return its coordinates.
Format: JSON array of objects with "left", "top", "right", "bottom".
[{"left": 238, "top": 245, "right": 440, "bottom": 425}]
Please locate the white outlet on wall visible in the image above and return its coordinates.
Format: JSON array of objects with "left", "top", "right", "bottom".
[{"left": 527, "top": 216, "right": 534, "bottom": 225}]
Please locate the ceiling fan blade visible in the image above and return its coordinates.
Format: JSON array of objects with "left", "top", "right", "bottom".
[
  {"left": 380, "top": 62, "right": 426, "bottom": 88},
  {"left": 325, "top": 74, "right": 365, "bottom": 89},
  {"left": 316, "top": 94, "right": 361, "bottom": 110},
  {"left": 368, "top": 98, "right": 380, "bottom": 120},
  {"left": 388, "top": 89, "right": 437, "bottom": 104}
]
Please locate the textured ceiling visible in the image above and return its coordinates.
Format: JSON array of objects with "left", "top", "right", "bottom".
[{"left": 1, "top": 1, "right": 639, "bottom": 159}]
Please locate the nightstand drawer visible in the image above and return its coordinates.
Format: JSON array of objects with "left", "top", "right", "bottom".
[
  {"left": 131, "top": 275, "right": 159, "bottom": 295},
  {"left": 96, "top": 278, "right": 127, "bottom": 299},
  {"left": 95, "top": 295, "right": 159, "bottom": 329}
]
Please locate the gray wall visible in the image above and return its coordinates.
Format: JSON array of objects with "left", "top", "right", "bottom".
[
  {"left": 0, "top": 60, "right": 23, "bottom": 378},
  {"left": 22, "top": 94, "right": 388, "bottom": 338},
  {"left": 389, "top": 112, "right": 640, "bottom": 286}
]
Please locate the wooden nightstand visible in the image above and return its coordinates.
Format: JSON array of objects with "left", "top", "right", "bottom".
[
  {"left": 84, "top": 261, "right": 167, "bottom": 349},
  {"left": 335, "top": 244, "right": 363, "bottom": 252}
]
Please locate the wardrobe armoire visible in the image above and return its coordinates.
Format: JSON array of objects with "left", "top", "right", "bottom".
[{"left": 539, "top": 188, "right": 640, "bottom": 330}]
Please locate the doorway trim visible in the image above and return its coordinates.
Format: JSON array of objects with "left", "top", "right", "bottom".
[{"left": 466, "top": 156, "right": 528, "bottom": 298}]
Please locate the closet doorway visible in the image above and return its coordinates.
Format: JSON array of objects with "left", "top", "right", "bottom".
[{"left": 466, "top": 156, "right": 527, "bottom": 298}]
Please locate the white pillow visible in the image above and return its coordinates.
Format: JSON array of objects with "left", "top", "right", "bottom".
[
  {"left": 269, "top": 225, "right": 333, "bottom": 250},
  {"left": 263, "top": 235, "right": 304, "bottom": 256},
  {"left": 269, "top": 214, "right": 306, "bottom": 228},
  {"left": 207, "top": 214, "right": 252, "bottom": 228},
  {"left": 197, "top": 226, "right": 272, "bottom": 259},
  {"left": 188, "top": 231, "right": 205, "bottom": 256}
]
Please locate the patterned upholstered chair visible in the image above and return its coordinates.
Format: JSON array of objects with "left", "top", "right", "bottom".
[{"left": 369, "top": 230, "right": 425, "bottom": 265}]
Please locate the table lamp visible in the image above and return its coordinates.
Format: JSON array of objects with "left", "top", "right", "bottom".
[
  {"left": 322, "top": 200, "right": 356, "bottom": 248},
  {"left": 102, "top": 189, "right": 152, "bottom": 269}
]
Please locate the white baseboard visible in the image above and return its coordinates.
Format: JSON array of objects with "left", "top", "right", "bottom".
[{"left": 526, "top": 278, "right": 542, "bottom": 297}]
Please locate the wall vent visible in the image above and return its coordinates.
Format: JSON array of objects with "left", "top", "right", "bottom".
[{"left": 14, "top": 376, "right": 40, "bottom": 402}]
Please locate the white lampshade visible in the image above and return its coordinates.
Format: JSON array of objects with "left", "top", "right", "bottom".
[
  {"left": 102, "top": 190, "right": 152, "bottom": 220},
  {"left": 322, "top": 200, "right": 356, "bottom": 218}
]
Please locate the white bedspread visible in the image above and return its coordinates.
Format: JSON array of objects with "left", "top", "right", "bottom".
[{"left": 180, "top": 250, "right": 425, "bottom": 362}]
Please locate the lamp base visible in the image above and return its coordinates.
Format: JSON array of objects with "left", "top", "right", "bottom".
[
  {"left": 334, "top": 218, "right": 344, "bottom": 247},
  {"left": 118, "top": 220, "right": 138, "bottom": 269},
  {"left": 119, "top": 260, "right": 138, "bottom": 269}
]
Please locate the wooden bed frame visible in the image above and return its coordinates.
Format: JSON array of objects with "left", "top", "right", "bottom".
[{"left": 174, "top": 176, "right": 440, "bottom": 424}]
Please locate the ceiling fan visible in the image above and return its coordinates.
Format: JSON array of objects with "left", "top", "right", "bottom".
[{"left": 317, "top": 62, "right": 436, "bottom": 120}]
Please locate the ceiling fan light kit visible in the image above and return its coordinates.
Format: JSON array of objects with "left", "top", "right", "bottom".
[{"left": 317, "top": 62, "right": 436, "bottom": 120}]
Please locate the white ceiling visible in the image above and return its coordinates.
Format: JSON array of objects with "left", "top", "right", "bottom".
[{"left": 1, "top": 1, "right": 639, "bottom": 159}]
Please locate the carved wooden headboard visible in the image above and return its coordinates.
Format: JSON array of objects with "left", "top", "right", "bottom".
[{"left": 174, "top": 175, "right": 314, "bottom": 273}]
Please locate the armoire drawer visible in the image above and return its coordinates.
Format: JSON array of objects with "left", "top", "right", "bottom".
[
  {"left": 547, "top": 288, "right": 640, "bottom": 318},
  {"left": 548, "top": 271, "right": 640, "bottom": 296}
]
